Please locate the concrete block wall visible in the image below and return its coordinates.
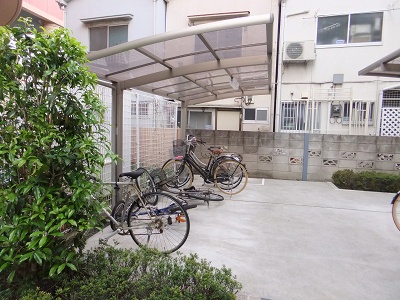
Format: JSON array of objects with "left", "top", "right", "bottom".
[{"left": 187, "top": 130, "right": 400, "bottom": 181}]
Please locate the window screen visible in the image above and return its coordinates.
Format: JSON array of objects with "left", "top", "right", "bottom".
[
  {"left": 109, "top": 25, "right": 128, "bottom": 47},
  {"left": 317, "top": 15, "right": 349, "bottom": 45},
  {"left": 243, "top": 108, "right": 268, "bottom": 122},
  {"left": 89, "top": 25, "right": 128, "bottom": 51},
  {"left": 90, "top": 26, "right": 108, "bottom": 51},
  {"left": 317, "top": 12, "right": 383, "bottom": 45}
]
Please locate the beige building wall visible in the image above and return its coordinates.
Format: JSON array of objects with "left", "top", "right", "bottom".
[{"left": 217, "top": 111, "right": 240, "bottom": 131}]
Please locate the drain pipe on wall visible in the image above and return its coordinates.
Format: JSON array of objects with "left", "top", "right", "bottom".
[
  {"left": 274, "top": 0, "right": 310, "bottom": 180},
  {"left": 273, "top": 0, "right": 285, "bottom": 132},
  {"left": 302, "top": 133, "right": 310, "bottom": 181}
]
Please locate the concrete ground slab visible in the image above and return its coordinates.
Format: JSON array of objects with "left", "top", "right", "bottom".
[{"left": 86, "top": 177, "right": 400, "bottom": 300}]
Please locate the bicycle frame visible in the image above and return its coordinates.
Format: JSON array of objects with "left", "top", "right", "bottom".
[
  {"left": 101, "top": 182, "right": 153, "bottom": 241},
  {"left": 177, "top": 145, "right": 243, "bottom": 184}
]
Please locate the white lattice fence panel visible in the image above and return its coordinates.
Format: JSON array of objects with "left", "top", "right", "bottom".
[
  {"left": 127, "top": 90, "right": 178, "bottom": 171},
  {"left": 95, "top": 85, "right": 113, "bottom": 182},
  {"left": 123, "top": 92, "right": 133, "bottom": 173},
  {"left": 381, "top": 108, "right": 400, "bottom": 136}
]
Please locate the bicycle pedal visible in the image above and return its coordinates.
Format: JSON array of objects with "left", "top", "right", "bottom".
[
  {"left": 183, "top": 186, "right": 196, "bottom": 191},
  {"left": 176, "top": 214, "right": 186, "bottom": 223}
]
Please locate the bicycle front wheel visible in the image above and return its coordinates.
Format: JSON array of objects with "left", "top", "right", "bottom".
[
  {"left": 213, "top": 159, "right": 248, "bottom": 195},
  {"left": 392, "top": 192, "right": 400, "bottom": 231},
  {"left": 162, "top": 159, "right": 193, "bottom": 190},
  {"left": 127, "top": 192, "right": 190, "bottom": 253},
  {"left": 110, "top": 201, "right": 126, "bottom": 233},
  {"left": 184, "top": 191, "right": 224, "bottom": 201}
]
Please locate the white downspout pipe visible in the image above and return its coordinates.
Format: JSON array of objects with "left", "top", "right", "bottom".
[{"left": 275, "top": 0, "right": 286, "bottom": 132}]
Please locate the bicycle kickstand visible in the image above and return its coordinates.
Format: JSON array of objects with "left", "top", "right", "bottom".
[{"left": 99, "top": 228, "right": 122, "bottom": 244}]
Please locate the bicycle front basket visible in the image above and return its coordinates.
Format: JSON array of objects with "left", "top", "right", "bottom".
[
  {"left": 150, "top": 168, "right": 167, "bottom": 188},
  {"left": 172, "top": 139, "right": 187, "bottom": 157}
]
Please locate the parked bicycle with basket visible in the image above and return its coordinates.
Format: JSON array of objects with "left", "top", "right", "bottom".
[
  {"left": 162, "top": 135, "right": 248, "bottom": 195},
  {"left": 103, "top": 168, "right": 194, "bottom": 253}
]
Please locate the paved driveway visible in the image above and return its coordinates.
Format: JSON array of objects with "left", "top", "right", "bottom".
[{"left": 87, "top": 177, "right": 400, "bottom": 300}]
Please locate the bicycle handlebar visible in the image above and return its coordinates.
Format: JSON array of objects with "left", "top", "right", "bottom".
[{"left": 187, "top": 135, "right": 206, "bottom": 145}]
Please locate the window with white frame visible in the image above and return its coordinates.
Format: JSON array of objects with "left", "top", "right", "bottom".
[
  {"left": 243, "top": 108, "right": 268, "bottom": 123},
  {"left": 90, "top": 25, "right": 128, "bottom": 51},
  {"left": 342, "top": 101, "right": 374, "bottom": 124},
  {"left": 317, "top": 12, "right": 383, "bottom": 46}
]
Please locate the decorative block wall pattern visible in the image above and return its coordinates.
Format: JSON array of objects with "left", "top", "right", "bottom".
[
  {"left": 187, "top": 130, "right": 400, "bottom": 181},
  {"left": 377, "top": 153, "right": 394, "bottom": 161},
  {"left": 357, "top": 161, "right": 374, "bottom": 168},
  {"left": 323, "top": 159, "right": 338, "bottom": 166},
  {"left": 259, "top": 155, "right": 273, "bottom": 162},
  {"left": 309, "top": 150, "right": 322, "bottom": 157},
  {"left": 340, "top": 152, "right": 356, "bottom": 159},
  {"left": 290, "top": 157, "right": 303, "bottom": 164}
]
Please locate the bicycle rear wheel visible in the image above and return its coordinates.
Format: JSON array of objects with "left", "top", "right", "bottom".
[
  {"left": 392, "top": 192, "right": 400, "bottom": 231},
  {"left": 213, "top": 159, "right": 248, "bottom": 195},
  {"left": 162, "top": 159, "right": 193, "bottom": 190},
  {"left": 127, "top": 192, "right": 190, "bottom": 253}
]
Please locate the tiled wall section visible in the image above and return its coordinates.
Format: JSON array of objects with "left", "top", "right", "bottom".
[{"left": 187, "top": 130, "right": 400, "bottom": 181}]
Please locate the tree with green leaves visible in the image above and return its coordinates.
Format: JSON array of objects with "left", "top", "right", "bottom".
[{"left": 0, "top": 19, "right": 115, "bottom": 285}]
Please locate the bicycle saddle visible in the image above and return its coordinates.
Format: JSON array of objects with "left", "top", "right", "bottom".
[
  {"left": 208, "top": 146, "right": 225, "bottom": 155},
  {"left": 119, "top": 168, "right": 145, "bottom": 179}
]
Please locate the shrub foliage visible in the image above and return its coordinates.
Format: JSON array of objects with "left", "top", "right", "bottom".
[
  {"left": 332, "top": 169, "right": 400, "bottom": 192},
  {"left": 0, "top": 19, "right": 114, "bottom": 285},
  {"left": 56, "top": 244, "right": 242, "bottom": 300}
]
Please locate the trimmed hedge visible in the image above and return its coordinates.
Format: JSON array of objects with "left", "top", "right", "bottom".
[
  {"left": 1, "top": 244, "right": 242, "bottom": 300},
  {"left": 332, "top": 169, "right": 400, "bottom": 192}
]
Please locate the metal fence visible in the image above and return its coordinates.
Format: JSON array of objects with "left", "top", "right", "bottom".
[{"left": 279, "top": 88, "right": 377, "bottom": 135}]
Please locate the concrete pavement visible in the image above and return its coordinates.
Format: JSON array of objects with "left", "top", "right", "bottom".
[{"left": 86, "top": 177, "right": 400, "bottom": 300}]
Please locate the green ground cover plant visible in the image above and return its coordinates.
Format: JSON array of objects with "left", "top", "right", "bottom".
[{"left": 332, "top": 169, "right": 400, "bottom": 192}]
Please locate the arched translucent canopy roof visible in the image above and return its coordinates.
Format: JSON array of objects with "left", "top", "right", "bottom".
[
  {"left": 359, "top": 48, "right": 400, "bottom": 78},
  {"left": 86, "top": 14, "right": 274, "bottom": 105}
]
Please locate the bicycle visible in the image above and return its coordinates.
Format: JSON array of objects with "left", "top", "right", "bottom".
[
  {"left": 109, "top": 167, "right": 156, "bottom": 234},
  {"left": 162, "top": 136, "right": 248, "bottom": 195},
  {"left": 150, "top": 168, "right": 224, "bottom": 205},
  {"left": 391, "top": 191, "right": 400, "bottom": 231},
  {"left": 102, "top": 168, "right": 194, "bottom": 253}
]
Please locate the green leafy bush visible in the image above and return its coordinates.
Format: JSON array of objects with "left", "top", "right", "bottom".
[
  {"left": 0, "top": 18, "right": 114, "bottom": 286},
  {"left": 332, "top": 169, "right": 400, "bottom": 192},
  {"left": 56, "top": 244, "right": 242, "bottom": 300}
]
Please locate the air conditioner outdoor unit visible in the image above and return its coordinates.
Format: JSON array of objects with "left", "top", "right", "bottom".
[{"left": 283, "top": 40, "right": 315, "bottom": 62}]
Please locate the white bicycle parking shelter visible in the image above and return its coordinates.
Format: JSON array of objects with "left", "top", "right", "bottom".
[{"left": 86, "top": 14, "right": 274, "bottom": 180}]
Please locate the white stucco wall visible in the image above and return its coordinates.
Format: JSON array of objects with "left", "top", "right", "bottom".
[
  {"left": 65, "top": 0, "right": 166, "bottom": 49},
  {"left": 279, "top": 0, "right": 400, "bottom": 135}
]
